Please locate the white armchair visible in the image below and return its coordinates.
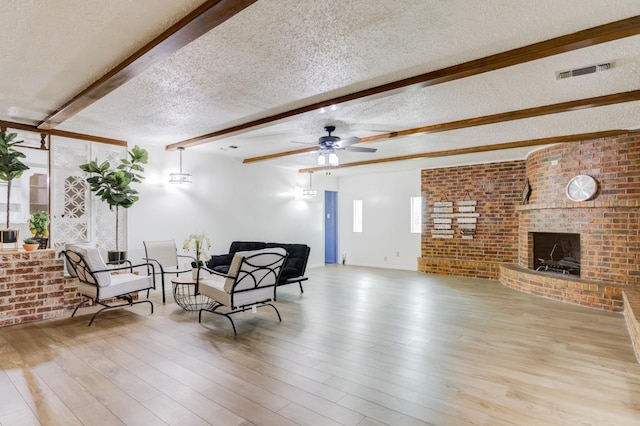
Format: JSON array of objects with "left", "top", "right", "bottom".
[
  {"left": 61, "top": 246, "right": 156, "bottom": 326},
  {"left": 195, "top": 247, "right": 287, "bottom": 334},
  {"left": 143, "top": 240, "right": 194, "bottom": 303}
]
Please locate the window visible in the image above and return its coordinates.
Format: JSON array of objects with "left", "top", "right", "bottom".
[
  {"left": 353, "top": 199, "right": 362, "bottom": 233},
  {"left": 410, "top": 196, "right": 422, "bottom": 234}
]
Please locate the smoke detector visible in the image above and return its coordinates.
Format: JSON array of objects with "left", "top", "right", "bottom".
[{"left": 556, "top": 62, "right": 613, "bottom": 80}]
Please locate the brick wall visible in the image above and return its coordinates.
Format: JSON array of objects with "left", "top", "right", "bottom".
[
  {"left": 418, "top": 161, "right": 526, "bottom": 279},
  {"left": 0, "top": 250, "right": 66, "bottom": 326}
]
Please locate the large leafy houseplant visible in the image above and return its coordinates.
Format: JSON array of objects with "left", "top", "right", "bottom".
[
  {"left": 0, "top": 131, "right": 29, "bottom": 244},
  {"left": 79, "top": 145, "right": 148, "bottom": 260}
]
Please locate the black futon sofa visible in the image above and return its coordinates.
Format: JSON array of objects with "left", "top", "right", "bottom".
[{"left": 206, "top": 241, "right": 310, "bottom": 292}]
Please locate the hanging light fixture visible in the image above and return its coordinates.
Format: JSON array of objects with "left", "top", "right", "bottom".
[
  {"left": 169, "top": 147, "right": 192, "bottom": 184},
  {"left": 302, "top": 171, "right": 318, "bottom": 197}
]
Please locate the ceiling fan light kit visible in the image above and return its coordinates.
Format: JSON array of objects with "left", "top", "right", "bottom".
[{"left": 318, "top": 150, "right": 339, "bottom": 166}]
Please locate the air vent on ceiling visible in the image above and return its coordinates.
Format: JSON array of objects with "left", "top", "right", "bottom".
[{"left": 556, "top": 62, "right": 613, "bottom": 80}]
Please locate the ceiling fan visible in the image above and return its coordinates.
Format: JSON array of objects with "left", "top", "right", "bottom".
[{"left": 297, "top": 126, "right": 377, "bottom": 166}]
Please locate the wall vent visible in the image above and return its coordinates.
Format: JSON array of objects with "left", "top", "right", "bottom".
[{"left": 556, "top": 62, "right": 613, "bottom": 80}]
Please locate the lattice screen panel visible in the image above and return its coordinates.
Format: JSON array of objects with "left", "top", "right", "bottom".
[{"left": 51, "top": 139, "right": 126, "bottom": 256}]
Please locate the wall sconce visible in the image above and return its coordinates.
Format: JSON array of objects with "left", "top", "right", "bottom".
[
  {"left": 302, "top": 171, "right": 318, "bottom": 196},
  {"left": 169, "top": 147, "right": 192, "bottom": 184}
]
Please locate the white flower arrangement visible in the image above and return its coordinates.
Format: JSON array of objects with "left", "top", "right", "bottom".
[{"left": 183, "top": 233, "right": 211, "bottom": 267}]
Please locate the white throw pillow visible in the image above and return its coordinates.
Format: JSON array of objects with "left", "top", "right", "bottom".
[
  {"left": 64, "top": 242, "right": 94, "bottom": 277},
  {"left": 76, "top": 247, "right": 111, "bottom": 287}
]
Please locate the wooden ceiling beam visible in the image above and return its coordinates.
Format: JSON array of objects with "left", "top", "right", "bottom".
[
  {"left": 0, "top": 119, "right": 127, "bottom": 146},
  {"left": 243, "top": 90, "right": 640, "bottom": 164},
  {"left": 37, "top": 0, "right": 258, "bottom": 131},
  {"left": 298, "top": 130, "right": 634, "bottom": 173},
  {"left": 171, "top": 15, "right": 640, "bottom": 150}
]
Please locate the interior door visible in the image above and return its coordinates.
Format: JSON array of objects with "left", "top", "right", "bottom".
[{"left": 325, "top": 190, "right": 337, "bottom": 263}]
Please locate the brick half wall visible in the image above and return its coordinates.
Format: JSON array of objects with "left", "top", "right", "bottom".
[{"left": 0, "top": 250, "right": 66, "bottom": 326}]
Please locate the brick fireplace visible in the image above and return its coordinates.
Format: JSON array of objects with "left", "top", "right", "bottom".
[
  {"left": 419, "top": 134, "right": 638, "bottom": 312},
  {"left": 500, "top": 135, "right": 639, "bottom": 311}
]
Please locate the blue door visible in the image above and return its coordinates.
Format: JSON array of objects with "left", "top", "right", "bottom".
[{"left": 325, "top": 191, "right": 338, "bottom": 263}]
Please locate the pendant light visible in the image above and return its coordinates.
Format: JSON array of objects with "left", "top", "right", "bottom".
[
  {"left": 169, "top": 147, "right": 192, "bottom": 184},
  {"left": 302, "top": 171, "right": 318, "bottom": 196}
]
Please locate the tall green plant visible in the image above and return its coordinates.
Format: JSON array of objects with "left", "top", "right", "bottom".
[
  {"left": 79, "top": 145, "right": 148, "bottom": 251},
  {"left": 0, "top": 131, "right": 29, "bottom": 228}
]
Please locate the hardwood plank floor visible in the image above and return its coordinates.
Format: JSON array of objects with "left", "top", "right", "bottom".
[{"left": 1, "top": 265, "right": 639, "bottom": 425}]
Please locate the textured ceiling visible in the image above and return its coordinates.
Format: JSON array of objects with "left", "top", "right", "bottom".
[{"left": 2, "top": 0, "right": 640, "bottom": 175}]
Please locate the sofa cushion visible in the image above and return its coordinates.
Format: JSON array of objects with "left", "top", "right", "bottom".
[
  {"left": 207, "top": 253, "right": 233, "bottom": 270},
  {"left": 266, "top": 243, "right": 310, "bottom": 279},
  {"left": 207, "top": 241, "right": 267, "bottom": 272},
  {"left": 229, "top": 241, "right": 266, "bottom": 254}
]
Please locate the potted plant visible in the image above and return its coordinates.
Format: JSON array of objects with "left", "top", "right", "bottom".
[
  {"left": 0, "top": 130, "right": 29, "bottom": 248},
  {"left": 22, "top": 237, "right": 39, "bottom": 252},
  {"left": 28, "top": 210, "right": 50, "bottom": 249},
  {"left": 79, "top": 145, "right": 148, "bottom": 263}
]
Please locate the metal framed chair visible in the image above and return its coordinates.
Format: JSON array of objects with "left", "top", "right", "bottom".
[
  {"left": 195, "top": 247, "right": 287, "bottom": 335},
  {"left": 61, "top": 247, "right": 156, "bottom": 326},
  {"left": 143, "top": 240, "right": 194, "bottom": 303}
]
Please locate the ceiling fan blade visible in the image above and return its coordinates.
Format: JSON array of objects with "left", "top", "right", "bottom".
[
  {"left": 335, "top": 136, "right": 360, "bottom": 147},
  {"left": 335, "top": 136, "right": 360, "bottom": 148},
  {"left": 344, "top": 146, "right": 377, "bottom": 153},
  {"left": 290, "top": 140, "right": 315, "bottom": 145}
]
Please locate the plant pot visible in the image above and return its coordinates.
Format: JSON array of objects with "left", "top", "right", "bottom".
[
  {"left": 35, "top": 237, "right": 48, "bottom": 249},
  {"left": 23, "top": 243, "right": 39, "bottom": 252},
  {"left": 1, "top": 229, "right": 19, "bottom": 243},
  {"left": 1, "top": 229, "right": 19, "bottom": 251},
  {"left": 107, "top": 250, "right": 127, "bottom": 264}
]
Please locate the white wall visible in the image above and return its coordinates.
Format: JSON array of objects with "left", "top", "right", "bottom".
[
  {"left": 126, "top": 145, "right": 332, "bottom": 268},
  {"left": 337, "top": 169, "right": 421, "bottom": 270}
]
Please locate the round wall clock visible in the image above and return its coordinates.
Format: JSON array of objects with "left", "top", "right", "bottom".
[{"left": 566, "top": 174, "right": 597, "bottom": 202}]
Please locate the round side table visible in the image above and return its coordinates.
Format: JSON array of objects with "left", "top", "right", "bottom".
[{"left": 170, "top": 276, "right": 217, "bottom": 311}]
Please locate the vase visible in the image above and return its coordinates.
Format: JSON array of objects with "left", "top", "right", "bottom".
[
  {"left": 23, "top": 243, "right": 39, "bottom": 252},
  {"left": 192, "top": 268, "right": 199, "bottom": 280}
]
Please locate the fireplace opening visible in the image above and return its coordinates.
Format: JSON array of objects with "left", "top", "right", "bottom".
[{"left": 532, "top": 232, "right": 580, "bottom": 276}]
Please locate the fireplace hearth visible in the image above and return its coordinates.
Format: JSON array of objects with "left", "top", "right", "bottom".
[{"left": 532, "top": 232, "right": 580, "bottom": 276}]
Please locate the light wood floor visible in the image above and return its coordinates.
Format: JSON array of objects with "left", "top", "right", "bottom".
[{"left": 1, "top": 265, "right": 639, "bottom": 426}]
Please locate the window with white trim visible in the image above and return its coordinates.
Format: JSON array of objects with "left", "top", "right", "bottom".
[
  {"left": 353, "top": 199, "right": 362, "bottom": 233},
  {"left": 410, "top": 196, "right": 422, "bottom": 234}
]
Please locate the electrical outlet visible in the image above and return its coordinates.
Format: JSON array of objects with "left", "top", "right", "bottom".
[
  {"left": 396, "top": 251, "right": 400, "bottom": 256},
  {"left": 384, "top": 256, "right": 387, "bottom": 262}
]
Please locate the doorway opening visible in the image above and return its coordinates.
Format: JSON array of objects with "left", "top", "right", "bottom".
[{"left": 325, "top": 191, "right": 337, "bottom": 263}]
